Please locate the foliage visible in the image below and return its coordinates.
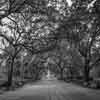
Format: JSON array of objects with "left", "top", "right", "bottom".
[{"left": 0, "top": 0, "right": 100, "bottom": 88}]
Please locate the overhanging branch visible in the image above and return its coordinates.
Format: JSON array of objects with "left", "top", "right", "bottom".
[{"left": 0, "top": 34, "right": 13, "bottom": 45}]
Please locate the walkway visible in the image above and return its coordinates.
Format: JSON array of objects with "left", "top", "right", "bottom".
[{"left": 0, "top": 80, "right": 100, "bottom": 100}]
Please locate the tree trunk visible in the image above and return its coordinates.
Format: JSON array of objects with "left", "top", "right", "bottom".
[
  {"left": 60, "top": 68, "right": 64, "bottom": 80},
  {"left": 7, "top": 58, "right": 14, "bottom": 88},
  {"left": 84, "top": 59, "right": 90, "bottom": 83},
  {"left": 69, "top": 67, "right": 73, "bottom": 80},
  {"left": 35, "top": 71, "right": 39, "bottom": 80}
]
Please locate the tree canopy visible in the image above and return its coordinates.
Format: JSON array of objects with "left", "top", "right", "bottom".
[{"left": 0, "top": 0, "right": 100, "bottom": 88}]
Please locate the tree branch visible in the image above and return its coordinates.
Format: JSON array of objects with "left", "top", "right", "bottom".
[
  {"left": 0, "top": 34, "right": 13, "bottom": 45},
  {"left": 91, "top": 57, "right": 100, "bottom": 68}
]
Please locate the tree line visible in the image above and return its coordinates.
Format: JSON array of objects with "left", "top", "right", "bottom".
[{"left": 0, "top": 0, "right": 100, "bottom": 89}]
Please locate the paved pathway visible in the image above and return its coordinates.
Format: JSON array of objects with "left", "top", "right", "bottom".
[{"left": 0, "top": 80, "right": 100, "bottom": 100}]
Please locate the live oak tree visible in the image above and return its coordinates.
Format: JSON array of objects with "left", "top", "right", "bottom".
[
  {"left": 0, "top": 14, "right": 25, "bottom": 87},
  {"left": 1, "top": 0, "right": 100, "bottom": 86},
  {"left": 54, "top": 0, "right": 100, "bottom": 83},
  {"left": 0, "top": 0, "right": 58, "bottom": 87}
]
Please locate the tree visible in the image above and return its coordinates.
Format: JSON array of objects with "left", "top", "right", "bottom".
[
  {"left": 0, "top": 13, "right": 26, "bottom": 87},
  {"left": 54, "top": 0, "right": 100, "bottom": 83}
]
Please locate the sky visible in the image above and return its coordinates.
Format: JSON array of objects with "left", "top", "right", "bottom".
[
  {"left": 66, "top": 0, "right": 73, "bottom": 7},
  {"left": 87, "top": 0, "right": 97, "bottom": 9}
]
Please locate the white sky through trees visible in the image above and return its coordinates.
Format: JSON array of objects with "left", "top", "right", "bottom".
[{"left": 66, "top": 0, "right": 73, "bottom": 7}]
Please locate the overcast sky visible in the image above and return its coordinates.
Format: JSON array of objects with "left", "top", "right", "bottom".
[{"left": 66, "top": 0, "right": 73, "bottom": 7}]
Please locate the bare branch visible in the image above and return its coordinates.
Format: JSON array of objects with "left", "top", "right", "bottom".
[
  {"left": 0, "top": 34, "right": 13, "bottom": 45},
  {"left": 0, "top": 47, "right": 10, "bottom": 55}
]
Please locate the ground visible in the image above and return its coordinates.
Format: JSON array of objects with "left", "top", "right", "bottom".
[{"left": 0, "top": 79, "right": 100, "bottom": 100}]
